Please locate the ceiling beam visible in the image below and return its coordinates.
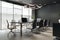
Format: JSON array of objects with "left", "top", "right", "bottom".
[{"left": 2, "top": 0, "right": 26, "bottom": 6}]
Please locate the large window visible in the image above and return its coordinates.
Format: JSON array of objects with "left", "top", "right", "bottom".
[
  {"left": 2, "top": 1, "right": 32, "bottom": 29},
  {"left": 2, "top": 1, "right": 13, "bottom": 29},
  {"left": 14, "top": 4, "right": 23, "bottom": 21}
]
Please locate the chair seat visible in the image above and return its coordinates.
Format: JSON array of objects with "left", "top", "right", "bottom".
[{"left": 8, "top": 25, "right": 16, "bottom": 29}]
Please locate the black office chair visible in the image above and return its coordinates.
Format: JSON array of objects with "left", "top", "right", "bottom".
[
  {"left": 43, "top": 20, "right": 48, "bottom": 31},
  {"left": 32, "top": 18, "right": 41, "bottom": 30},
  {"left": 31, "top": 19, "right": 41, "bottom": 34}
]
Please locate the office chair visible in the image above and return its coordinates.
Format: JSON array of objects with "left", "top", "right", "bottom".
[{"left": 6, "top": 20, "right": 16, "bottom": 32}]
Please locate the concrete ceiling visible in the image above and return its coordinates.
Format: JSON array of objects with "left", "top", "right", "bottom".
[
  {"left": 2, "top": 0, "right": 32, "bottom": 6},
  {"left": 2, "top": 0, "right": 60, "bottom": 5},
  {"left": 32, "top": 0, "right": 56, "bottom": 4},
  {"left": 2, "top": 0, "right": 60, "bottom": 9}
]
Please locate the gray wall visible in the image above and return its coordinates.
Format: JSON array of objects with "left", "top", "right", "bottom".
[{"left": 37, "top": 4, "right": 60, "bottom": 26}]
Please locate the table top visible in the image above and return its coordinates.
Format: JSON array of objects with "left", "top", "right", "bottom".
[
  {"left": 10, "top": 21, "right": 33, "bottom": 24},
  {"left": 10, "top": 21, "right": 33, "bottom": 26}
]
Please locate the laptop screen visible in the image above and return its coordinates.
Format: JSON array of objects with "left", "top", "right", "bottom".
[{"left": 22, "top": 18, "right": 27, "bottom": 22}]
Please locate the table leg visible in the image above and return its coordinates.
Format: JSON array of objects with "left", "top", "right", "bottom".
[{"left": 20, "top": 23, "right": 22, "bottom": 36}]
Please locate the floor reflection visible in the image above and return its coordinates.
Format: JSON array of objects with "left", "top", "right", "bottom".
[
  {"left": 0, "top": 27, "right": 53, "bottom": 40},
  {"left": 7, "top": 32, "right": 16, "bottom": 40}
]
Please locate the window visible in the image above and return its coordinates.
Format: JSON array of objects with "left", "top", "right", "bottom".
[
  {"left": 2, "top": 1, "right": 13, "bottom": 8},
  {"left": 2, "top": 1, "right": 13, "bottom": 29},
  {"left": 23, "top": 7, "right": 32, "bottom": 19},
  {"left": 2, "top": 1, "right": 32, "bottom": 29}
]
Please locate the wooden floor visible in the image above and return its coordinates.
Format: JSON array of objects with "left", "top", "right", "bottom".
[{"left": 0, "top": 27, "right": 53, "bottom": 40}]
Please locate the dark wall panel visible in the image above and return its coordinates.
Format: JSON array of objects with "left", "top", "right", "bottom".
[{"left": 37, "top": 4, "right": 60, "bottom": 26}]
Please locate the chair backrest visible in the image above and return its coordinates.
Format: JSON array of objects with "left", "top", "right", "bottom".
[
  {"left": 11, "top": 20, "right": 16, "bottom": 26},
  {"left": 6, "top": 20, "right": 16, "bottom": 29},
  {"left": 36, "top": 18, "right": 41, "bottom": 26},
  {"left": 39, "top": 20, "right": 43, "bottom": 27},
  {"left": 44, "top": 20, "right": 47, "bottom": 26},
  {"left": 6, "top": 20, "right": 9, "bottom": 29}
]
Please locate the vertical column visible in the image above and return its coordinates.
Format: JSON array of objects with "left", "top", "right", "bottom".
[
  {"left": 32, "top": 10, "right": 35, "bottom": 19},
  {"left": 12, "top": 4, "right": 15, "bottom": 23},
  {"left": 0, "top": 1, "right": 2, "bottom": 29},
  {"left": 35, "top": 9, "right": 37, "bottom": 20}
]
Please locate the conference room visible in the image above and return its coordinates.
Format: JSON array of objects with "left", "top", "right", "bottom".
[{"left": 0, "top": 0, "right": 60, "bottom": 40}]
